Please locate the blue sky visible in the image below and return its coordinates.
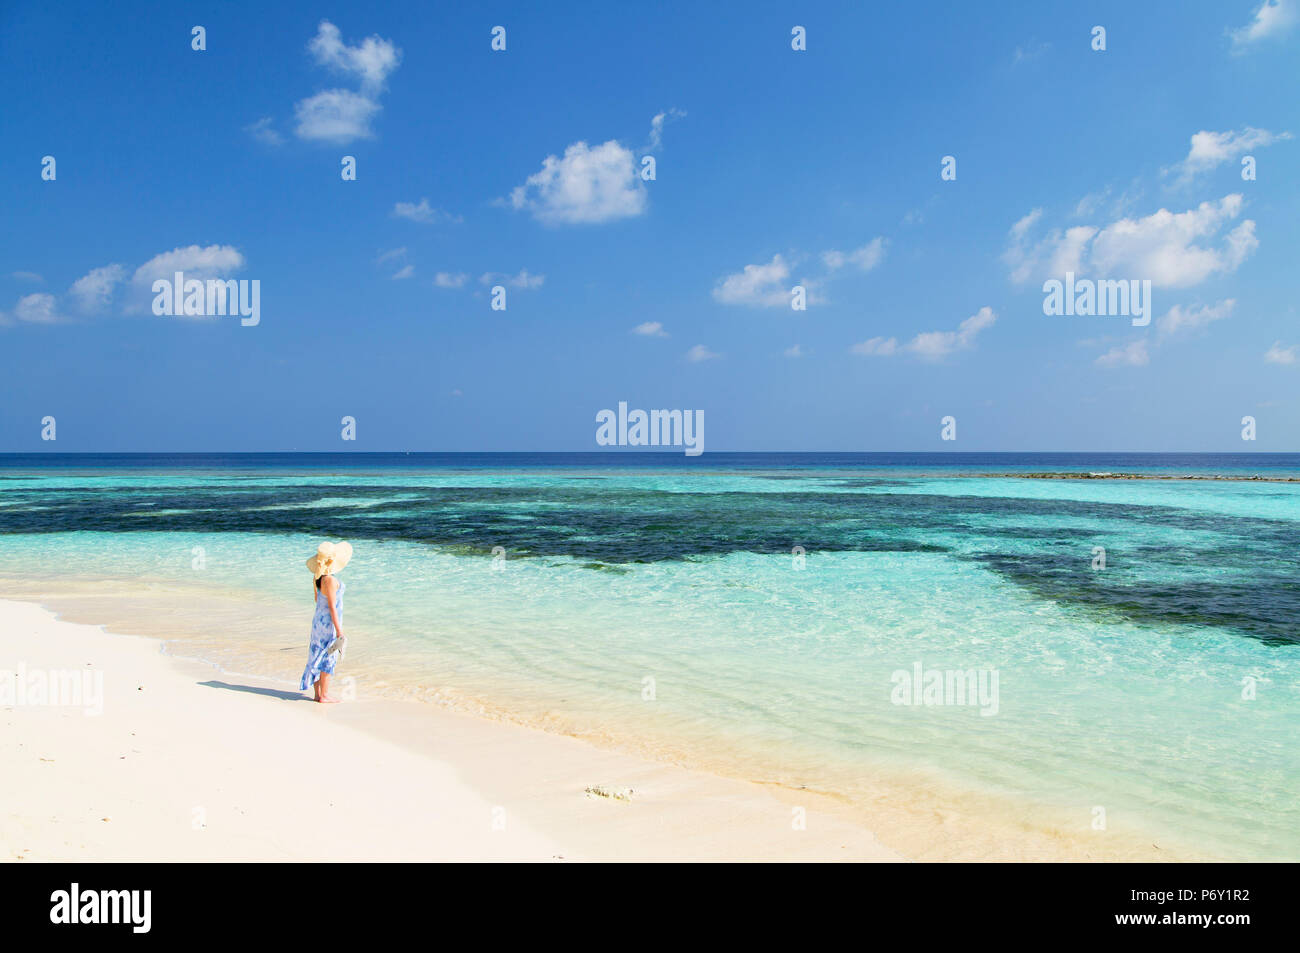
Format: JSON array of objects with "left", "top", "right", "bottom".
[{"left": 2, "top": 0, "right": 1298, "bottom": 452}]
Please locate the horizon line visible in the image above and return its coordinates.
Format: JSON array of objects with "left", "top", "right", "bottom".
[{"left": 2, "top": 450, "right": 1298, "bottom": 457}]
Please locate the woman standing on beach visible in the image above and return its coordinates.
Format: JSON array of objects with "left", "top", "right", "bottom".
[{"left": 301, "top": 541, "right": 351, "bottom": 704}]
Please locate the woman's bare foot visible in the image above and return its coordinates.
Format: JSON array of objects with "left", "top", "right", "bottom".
[{"left": 317, "top": 694, "right": 341, "bottom": 704}]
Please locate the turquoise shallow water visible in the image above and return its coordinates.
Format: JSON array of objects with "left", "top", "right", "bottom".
[{"left": 1, "top": 453, "right": 1298, "bottom": 859}]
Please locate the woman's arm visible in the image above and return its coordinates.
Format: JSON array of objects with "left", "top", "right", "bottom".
[{"left": 321, "top": 575, "right": 344, "bottom": 639}]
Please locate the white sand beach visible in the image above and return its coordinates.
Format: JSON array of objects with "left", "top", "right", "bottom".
[{"left": 0, "top": 598, "right": 904, "bottom": 862}]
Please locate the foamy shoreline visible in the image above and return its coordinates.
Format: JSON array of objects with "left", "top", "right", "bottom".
[{"left": 0, "top": 598, "right": 905, "bottom": 862}]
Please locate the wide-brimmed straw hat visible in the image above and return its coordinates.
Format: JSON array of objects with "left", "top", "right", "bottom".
[{"left": 307, "top": 541, "right": 353, "bottom": 579}]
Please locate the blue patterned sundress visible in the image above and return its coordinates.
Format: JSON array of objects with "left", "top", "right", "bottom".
[{"left": 300, "top": 580, "right": 345, "bottom": 691}]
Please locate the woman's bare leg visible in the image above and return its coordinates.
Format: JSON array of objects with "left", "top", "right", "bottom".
[{"left": 318, "top": 672, "right": 339, "bottom": 704}]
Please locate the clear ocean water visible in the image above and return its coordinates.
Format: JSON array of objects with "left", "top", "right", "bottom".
[{"left": 2, "top": 452, "right": 1297, "bottom": 859}]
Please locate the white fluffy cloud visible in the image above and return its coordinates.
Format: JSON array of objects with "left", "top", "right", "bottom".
[
  {"left": 1005, "top": 196, "right": 1258, "bottom": 289},
  {"left": 509, "top": 140, "right": 645, "bottom": 225},
  {"left": 852, "top": 307, "right": 996, "bottom": 361},
  {"left": 822, "top": 237, "right": 887, "bottom": 272},
  {"left": 13, "top": 293, "right": 61, "bottom": 324},
  {"left": 1156, "top": 299, "right": 1235, "bottom": 339},
  {"left": 1009, "top": 208, "right": 1043, "bottom": 240},
  {"left": 507, "top": 112, "right": 682, "bottom": 225},
  {"left": 294, "top": 22, "right": 400, "bottom": 143},
  {"left": 244, "top": 117, "right": 284, "bottom": 146},
  {"left": 632, "top": 321, "right": 667, "bottom": 337},
  {"left": 132, "top": 245, "right": 245, "bottom": 287},
  {"left": 1166, "top": 127, "right": 1291, "bottom": 182},
  {"left": 2, "top": 247, "right": 246, "bottom": 326},
  {"left": 1265, "top": 341, "right": 1296, "bottom": 364},
  {"left": 479, "top": 269, "right": 545, "bottom": 289},
  {"left": 712, "top": 254, "right": 791, "bottom": 307},
  {"left": 128, "top": 244, "right": 245, "bottom": 313},
  {"left": 433, "top": 272, "right": 468, "bottom": 289},
  {"left": 715, "top": 236, "right": 885, "bottom": 309},
  {"left": 435, "top": 269, "right": 542, "bottom": 291},
  {"left": 1090, "top": 198, "right": 1257, "bottom": 287},
  {"left": 0, "top": 291, "right": 60, "bottom": 326},
  {"left": 1006, "top": 218, "right": 1097, "bottom": 282},
  {"left": 69, "top": 264, "right": 126, "bottom": 313},
  {"left": 1093, "top": 300, "right": 1235, "bottom": 368},
  {"left": 908, "top": 307, "right": 997, "bottom": 360},
  {"left": 392, "top": 199, "right": 460, "bottom": 225},
  {"left": 295, "top": 89, "right": 382, "bottom": 143},
  {"left": 685, "top": 344, "right": 719, "bottom": 362},
  {"left": 373, "top": 247, "right": 412, "bottom": 279},
  {"left": 1230, "top": 0, "right": 1298, "bottom": 52},
  {"left": 308, "top": 20, "right": 401, "bottom": 93},
  {"left": 647, "top": 108, "right": 686, "bottom": 150},
  {"left": 1095, "top": 339, "right": 1150, "bottom": 368}
]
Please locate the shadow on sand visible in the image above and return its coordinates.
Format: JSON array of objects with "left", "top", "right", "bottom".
[{"left": 198, "top": 680, "right": 308, "bottom": 702}]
